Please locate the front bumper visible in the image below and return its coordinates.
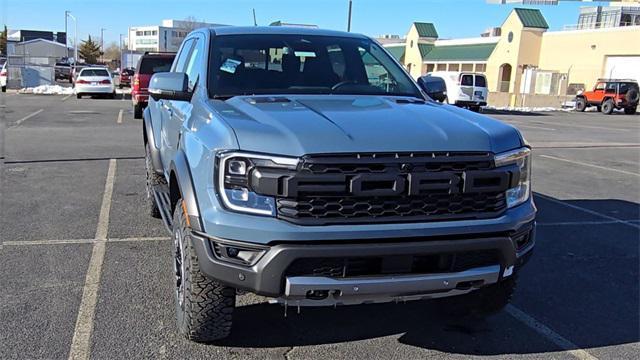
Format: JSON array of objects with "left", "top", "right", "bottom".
[{"left": 190, "top": 220, "right": 535, "bottom": 302}]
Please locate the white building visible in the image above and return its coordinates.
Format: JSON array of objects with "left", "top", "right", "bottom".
[{"left": 127, "top": 19, "right": 226, "bottom": 52}]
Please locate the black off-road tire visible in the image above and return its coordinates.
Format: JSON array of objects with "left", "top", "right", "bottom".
[
  {"left": 626, "top": 88, "right": 639, "bottom": 104},
  {"left": 134, "top": 103, "right": 143, "bottom": 119},
  {"left": 145, "top": 145, "right": 164, "bottom": 218},
  {"left": 602, "top": 99, "right": 614, "bottom": 115},
  {"left": 575, "top": 97, "right": 586, "bottom": 112},
  {"left": 624, "top": 107, "right": 637, "bottom": 115},
  {"left": 76, "top": 93, "right": 82, "bottom": 99},
  {"left": 172, "top": 200, "right": 235, "bottom": 342},
  {"left": 438, "top": 276, "right": 517, "bottom": 317},
  {"left": 1, "top": 85, "right": 6, "bottom": 93}
]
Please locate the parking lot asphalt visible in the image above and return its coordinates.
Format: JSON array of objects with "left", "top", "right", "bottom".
[{"left": 1, "top": 93, "right": 638, "bottom": 360}]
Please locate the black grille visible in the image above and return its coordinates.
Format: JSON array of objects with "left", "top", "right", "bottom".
[
  {"left": 265, "top": 152, "right": 508, "bottom": 225},
  {"left": 284, "top": 250, "right": 500, "bottom": 278}
]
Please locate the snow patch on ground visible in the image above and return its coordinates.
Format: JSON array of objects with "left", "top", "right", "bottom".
[{"left": 19, "top": 85, "right": 75, "bottom": 95}]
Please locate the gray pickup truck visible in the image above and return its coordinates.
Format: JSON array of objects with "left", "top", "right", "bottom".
[{"left": 143, "top": 26, "right": 536, "bottom": 342}]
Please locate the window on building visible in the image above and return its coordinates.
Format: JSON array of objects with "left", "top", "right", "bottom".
[
  {"left": 136, "top": 31, "right": 143, "bottom": 36},
  {"left": 425, "top": 63, "right": 435, "bottom": 73},
  {"left": 436, "top": 63, "right": 447, "bottom": 71},
  {"left": 475, "top": 63, "right": 486, "bottom": 73},
  {"left": 152, "top": 30, "right": 158, "bottom": 36},
  {"left": 448, "top": 63, "right": 459, "bottom": 72},
  {"left": 461, "top": 64, "right": 474, "bottom": 72}
]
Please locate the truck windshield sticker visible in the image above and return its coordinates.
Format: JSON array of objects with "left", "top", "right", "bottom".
[{"left": 220, "top": 58, "right": 242, "bottom": 74}]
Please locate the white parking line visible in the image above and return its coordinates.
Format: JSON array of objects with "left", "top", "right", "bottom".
[
  {"left": 1, "top": 237, "right": 170, "bottom": 247},
  {"left": 62, "top": 94, "right": 73, "bottom": 101},
  {"left": 116, "top": 109, "right": 123, "bottom": 124},
  {"left": 536, "top": 193, "right": 640, "bottom": 230},
  {"left": 508, "top": 123, "right": 557, "bottom": 131},
  {"left": 539, "top": 154, "right": 640, "bottom": 177},
  {"left": 13, "top": 108, "right": 44, "bottom": 126},
  {"left": 506, "top": 305, "right": 599, "bottom": 360},
  {"left": 68, "top": 159, "right": 116, "bottom": 360}
]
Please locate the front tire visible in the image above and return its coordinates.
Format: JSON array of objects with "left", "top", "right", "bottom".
[
  {"left": 438, "top": 276, "right": 516, "bottom": 317},
  {"left": 172, "top": 200, "right": 235, "bottom": 342},
  {"left": 145, "top": 145, "right": 164, "bottom": 218},
  {"left": 134, "top": 103, "right": 143, "bottom": 119},
  {"left": 602, "top": 99, "right": 614, "bottom": 115},
  {"left": 575, "top": 97, "right": 586, "bottom": 112}
]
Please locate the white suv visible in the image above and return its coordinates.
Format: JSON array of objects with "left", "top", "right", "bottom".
[
  {"left": 420, "top": 71, "right": 488, "bottom": 112},
  {"left": 1, "top": 61, "right": 7, "bottom": 92}
]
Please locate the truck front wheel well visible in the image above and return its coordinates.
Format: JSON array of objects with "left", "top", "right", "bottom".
[{"left": 169, "top": 171, "right": 181, "bottom": 215}]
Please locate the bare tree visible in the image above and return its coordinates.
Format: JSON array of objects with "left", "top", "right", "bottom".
[{"left": 182, "top": 16, "right": 202, "bottom": 33}]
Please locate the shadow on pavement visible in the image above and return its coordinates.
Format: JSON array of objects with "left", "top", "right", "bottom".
[
  {"left": 481, "top": 109, "right": 550, "bottom": 116},
  {"left": 212, "top": 195, "right": 639, "bottom": 356}
]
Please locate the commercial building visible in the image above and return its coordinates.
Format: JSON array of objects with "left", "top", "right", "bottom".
[
  {"left": 127, "top": 19, "right": 226, "bottom": 52},
  {"left": 384, "top": 6, "right": 640, "bottom": 107}
]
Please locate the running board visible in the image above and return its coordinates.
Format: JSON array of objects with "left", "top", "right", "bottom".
[{"left": 153, "top": 184, "right": 173, "bottom": 234}]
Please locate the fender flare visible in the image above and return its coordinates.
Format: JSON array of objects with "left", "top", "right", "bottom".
[
  {"left": 170, "top": 150, "right": 203, "bottom": 232},
  {"left": 142, "top": 107, "right": 163, "bottom": 174}
]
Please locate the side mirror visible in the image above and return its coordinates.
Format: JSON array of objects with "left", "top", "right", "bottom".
[
  {"left": 149, "top": 72, "right": 192, "bottom": 101},
  {"left": 417, "top": 77, "right": 447, "bottom": 103}
]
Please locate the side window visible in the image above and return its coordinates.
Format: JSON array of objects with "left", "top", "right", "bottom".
[
  {"left": 594, "top": 82, "right": 605, "bottom": 91},
  {"left": 184, "top": 38, "right": 204, "bottom": 91},
  {"left": 605, "top": 82, "right": 617, "bottom": 94},
  {"left": 460, "top": 74, "right": 473, "bottom": 86},
  {"left": 172, "top": 39, "right": 194, "bottom": 73}
]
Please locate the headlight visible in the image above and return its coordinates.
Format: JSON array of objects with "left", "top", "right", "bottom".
[
  {"left": 495, "top": 147, "right": 531, "bottom": 208},
  {"left": 217, "top": 152, "right": 298, "bottom": 216}
]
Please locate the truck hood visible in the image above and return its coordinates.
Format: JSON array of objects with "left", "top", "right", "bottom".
[{"left": 208, "top": 95, "right": 523, "bottom": 156}]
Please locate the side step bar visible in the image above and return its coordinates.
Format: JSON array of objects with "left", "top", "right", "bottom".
[{"left": 152, "top": 184, "right": 173, "bottom": 234}]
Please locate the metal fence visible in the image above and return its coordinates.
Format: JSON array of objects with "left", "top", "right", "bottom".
[{"left": 6, "top": 55, "right": 57, "bottom": 89}]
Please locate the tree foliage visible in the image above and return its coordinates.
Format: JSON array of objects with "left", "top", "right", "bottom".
[
  {"left": 103, "top": 42, "right": 120, "bottom": 63},
  {"left": 79, "top": 35, "right": 101, "bottom": 64},
  {"left": 0, "top": 25, "right": 7, "bottom": 56}
]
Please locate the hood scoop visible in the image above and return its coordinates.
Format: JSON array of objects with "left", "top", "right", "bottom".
[{"left": 246, "top": 96, "right": 291, "bottom": 104}]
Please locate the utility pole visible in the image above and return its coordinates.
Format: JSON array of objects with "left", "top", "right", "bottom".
[
  {"left": 252, "top": 8, "right": 257, "bottom": 26},
  {"left": 119, "top": 33, "right": 124, "bottom": 69},
  {"left": 347, "top": 0, "right": 353, "bottom": 32},
  {"left": 100, "top": 28, "right": 106, "bottom": 64},
  {"left": 64, "top": 10, "right": 68, "bottom": 56}
]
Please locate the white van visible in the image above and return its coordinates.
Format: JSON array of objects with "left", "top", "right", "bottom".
[{"left": 420, "top": 71, "right": 488, "bottom": 112}]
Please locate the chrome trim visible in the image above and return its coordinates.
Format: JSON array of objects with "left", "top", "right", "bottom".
[
  {"left": 494, "top": 147, "right": 530, "bottom": 167},
  {"left": 285, "top": 265, "right": 500, "bottom": 299}
]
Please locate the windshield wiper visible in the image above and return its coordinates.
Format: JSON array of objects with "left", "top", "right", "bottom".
[{"left": 212, "top": 94, "right": 237, "bottom": 100}]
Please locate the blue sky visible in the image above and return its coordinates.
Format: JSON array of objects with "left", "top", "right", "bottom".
[{"left": 3, "top": 0, "right": 589, "bottom": 45}]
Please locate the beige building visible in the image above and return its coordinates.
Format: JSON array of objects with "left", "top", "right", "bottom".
[{"left": 384, "top": 7, "right": 640, "bottom": 106}]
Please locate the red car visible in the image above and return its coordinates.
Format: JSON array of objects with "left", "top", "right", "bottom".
[
  {"left": 118, "top": 68, "right": 135, "bottom": 89},
  {"left": 132, "top": 52, "right": 176, "bottom": 119}
]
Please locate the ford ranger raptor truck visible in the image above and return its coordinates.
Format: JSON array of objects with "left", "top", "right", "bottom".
[{"left": 143, "top": 26, "right": 536, "bottom": 342}]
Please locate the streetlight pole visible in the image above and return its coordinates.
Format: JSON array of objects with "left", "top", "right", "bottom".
[
  {"left": 100, "top": 28, "right": 106, "bottom": 64},
  {"left": 64, "top": 10, "right": 68, "bottom": 56},
  {"left": 119, "top": 34, "right": 123, "bottom": 69},
  {"left": 347, "top": 0, "right": 353, "bottom": 32},
  {"left": 66, "top": 12, "right": 78, "bottom": 74}
]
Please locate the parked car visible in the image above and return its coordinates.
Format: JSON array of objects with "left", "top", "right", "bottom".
[
  {"left": 1, "top": 61, "right": 6, "bottom": 92},
  {"left": 421, "top": 71, "right": 488, "bottom": 112},
  {"left": 55, "top": 62, "right": 72, "bottom": 82},
  {"left": 417, "top": 75, "right": 447, "bottom": 102},
  {"left": 75, "top": 67, "right": 116, "bottom": 99},
  {"left": 575, "top": 79, "right": 639, "bottom": 115},
  {"left": 132, "top": 52, "right": 176, "bottom": 119},
  {"left": 144, "top": 27, "right": 535, "bottom": 342},
  {"left": 119, "top": 68, "right": 135, "bottom": 89}
]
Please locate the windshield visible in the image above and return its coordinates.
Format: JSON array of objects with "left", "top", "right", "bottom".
[
  {"left": 208, "top": 34, "right": 421, "bottom": 98},
  {"left": 139, "top": 57, "right": 174, "bottom": 74}
]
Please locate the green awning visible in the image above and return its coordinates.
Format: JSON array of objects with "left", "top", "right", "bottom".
[
  {"left": 384, "top": 45, "right": 405, "bottom": 62},
  {"left": 413, "top": 22, "right": 438, "bottom": 38},
  {"left": 514, "top": 8, "right": 549, "bottom": 29},
  {"left": 422, "top": 43, "right": 497, "bottom": 62}
]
